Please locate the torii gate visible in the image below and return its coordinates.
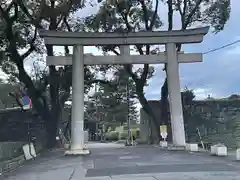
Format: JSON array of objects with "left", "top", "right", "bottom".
[{"left": 39, "top": 27, "right": 209, "bottom": 155}]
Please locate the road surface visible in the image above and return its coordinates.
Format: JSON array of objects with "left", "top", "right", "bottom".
[{"left": 1, "top": 143, "right": 240, "bottom": 180}]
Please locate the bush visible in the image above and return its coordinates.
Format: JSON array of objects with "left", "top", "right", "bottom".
[
  {"left": 131, "top": 129, "right": 140, "bottom": 139},
  {"left": 119, "top": 132, "right": 128, "bottom": 140},
  {"left": 105, "top": 131, "right": 119, "bottom": 141}
]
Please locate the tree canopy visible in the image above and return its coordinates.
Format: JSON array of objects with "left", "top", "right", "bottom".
[{"left": 0, "top": 0, "right": 232, "bottom": 145}]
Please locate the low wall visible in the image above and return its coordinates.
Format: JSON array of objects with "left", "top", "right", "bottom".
[
  {"left": 0, "top": 155, "right": 25, "bottom": 173},
  {"left": 0, "top": 141, "right": 45, "bottom": 174},
  {"left": 0, "top": 142, "right": 24, "bottom": 161},
  {"left": 202, "top": 132, "right": 236, "bottom": 149},
  {"left": 0, "top": 142, "right": 25, "bottom": 174}
]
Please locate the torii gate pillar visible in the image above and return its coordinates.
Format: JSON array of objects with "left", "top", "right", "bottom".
[
  {"left": 166, "top": 43, "right": 185, "bottom": 146},
  {"left": 65, "top": 45, "right": 89, "bottom": 155},
  {"left": 39, "top": 27, "right": 209, "bottom": 153}
]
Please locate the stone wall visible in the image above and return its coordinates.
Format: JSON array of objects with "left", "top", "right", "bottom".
[
  {"left": 202, "top": 133, "right": 235, "bottom": 148},
  {"left": 0, "top": 142, "right": 24, "bottom": 161},
  {"left": 0, "top": 108, "right": 47, "bottom": 173},
  {"left": 0, "top": 154, "right": 25, "bottom": 173},
  {"left": 0, "top": 142, "right": 25, "bottom": 173},
  {"left": 140, "top": 98, "right": 240, "bottom": 148},
  {"left": 0, "top": 108, "right": 45, "bottom": 142},
  {"left": 0, "top": 141, "right": 45, "bottom": 174}
]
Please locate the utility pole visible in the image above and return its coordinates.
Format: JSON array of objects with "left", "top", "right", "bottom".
[{"left": 126, "top": 77, "right": 132, "bottom": 146}]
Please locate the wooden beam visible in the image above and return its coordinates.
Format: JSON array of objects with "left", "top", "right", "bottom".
[
  {"left": 39, "top": 27, "right": 209, "bottom": 46},
  {"left": 46, "top": 53, "right": 203, "bottom": 66}
]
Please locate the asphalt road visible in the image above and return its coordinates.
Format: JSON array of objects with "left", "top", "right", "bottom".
[{"left": 1, "top": 143, "right": 240, "bottom": 180}]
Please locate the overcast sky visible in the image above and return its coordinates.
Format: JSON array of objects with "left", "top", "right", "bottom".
[
  {"left": 1, "top": 0, "right": 239, "bottom": 104},
  {"left": 79, "top": 0, "right": 240, "bottom": 101}
]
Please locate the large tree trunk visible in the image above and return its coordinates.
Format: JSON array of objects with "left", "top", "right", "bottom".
[
  {"left": 42, "top": 4, "right": 63, "bottom": 148},
  {"left": 3, "top": 1, "right": 61, "bottom": 149},
  {"left": 137, "top": 92, "right": 160, "bottom": 143},
  {"left": 45, "top": 113, "right": 59, "bottom": 148},
  {"left": 160, "top": 78, "right": 172, "bottom": 142},
  {"left": 18, "top": 64, "right": 54, "bottom": 147},
  {"left": 160, "top": 0, "right": 174, "bottom": 142},
  {"left": 45, "top": 43, "right": 61, "bottom": 148}
]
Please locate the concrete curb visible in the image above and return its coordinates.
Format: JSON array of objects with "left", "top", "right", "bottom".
[
  {"left": 0, "top": 142, "right": 46, "bottom": 175},
  {"left": 0, "top": 154, "right": 25, "bottom": 174}
]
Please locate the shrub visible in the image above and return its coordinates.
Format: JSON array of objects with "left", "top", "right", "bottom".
[
  {"left": 131, "top": 129, "right": 140, "bottom": 139},
  {"left": 119, "top": 132, "right": 128, "bottom": 140},
  {"left": 105, "top": 131, "right": 119, "bottom": 141}
]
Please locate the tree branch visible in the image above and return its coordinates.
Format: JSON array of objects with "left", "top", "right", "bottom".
[
  {"left": 124, "top": 64, "right": 140, "bottom": 82},
  {"left": 163, "top": 0, "right": 174, "bottom": 72},
  {"left": 141, "top": 64, "right": 149, "bottom": 83},
  {"left": 17, "top": 1, "right": 43, "bottom": 28},
  {"left": 138, "top": 0, "right": 149, "bottom": 30},
  {"left": 176, "top": 0, "right": 183, "bottom": 17},
  {"left": 183, "top": 0, "right": 187, "bottom": 18},
  {"left": 121, "top": 12, "right": 144, "bottom": 55},
  {"left": 86, "top": 79, "right": 116, "bottom": 88},
  {"left": 183, "top": 0, "right": 203, "bottom": 29},
  {"left": 63, "top": 16, "right": 72, "bottom": 32},
  {"left": 149, "top": 0, "right": 159, "bottom": 29},
  {"left": 0, "top": 5, "right": 9, "bottom": 21},
  {"left": 6, "top": 1, "right": 14, "bottom": 12},
  {"left": 56, "top": 15, "right": 64, "bottom": 27},
  {"left": 9, "top": 92, "right": 23, "bottom": 108},
  {"left": 10, "top": 2, "right": 18, "bottom": 22},
  {"left": 21, "top": 27, "right": 38, "bottom": 60},
  {"left": 168, "top": 0, "right": 173, "bottom": 31},
  {"left": 110, "top": 47, "right": 140, "bottom": 82}
]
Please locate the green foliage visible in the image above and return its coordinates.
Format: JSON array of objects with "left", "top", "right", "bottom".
[
  {"left": 181, "top": 87, "right": 195, "bottom": 105},
  {"left": 181, "top": 89, "right": 237, "bottom": 142},
  {"left": 160, "top": 0, "right": 231, "bottom": 139},
  {"left": 182, "top": 88, "right": 210, "bottom": 139},
  {"left": 131, "top": 128, "right": 139, "bottom": 139},
  {"left": 174, "top": 0, "right": 231, "bottom": 32},
  {"left": 0, "top": 1, "right": 103, "bottom": 147},
  {"left": 85, "top": 67, "right": 139, "bottom": 124},
  {"left": 105, "top": 131, "right": 119, "bottom": 141},
  {"left": 0, "top": 83, "right": 18, "bottom": 108},
  {"left": 87, "top": 0, "right": 163, "bottom": 139},
  {"left": 85, "top": 0, "right": 161, "bottom": 79},
  {"left": 119, "top": 131, "right": 128, "bottom": 140},
  {"left": 201, "top": 0, "right": 231, "bottom": 32}
]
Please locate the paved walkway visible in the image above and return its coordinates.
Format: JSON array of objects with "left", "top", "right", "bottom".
[{"left": 1, "top": 143, "right": 240, "bottom": 180}]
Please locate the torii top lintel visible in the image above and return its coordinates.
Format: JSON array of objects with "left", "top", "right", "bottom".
[{"left": 39, "top": 27, "right": 209, "bottom": 46}]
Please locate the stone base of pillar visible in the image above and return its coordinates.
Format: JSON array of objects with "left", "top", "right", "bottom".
[
  {"left": 167, "top": 144, "right": 186, "bottom": 151},
  {"left": 65, "top": 149, "right": 90, "bottom": 156}
]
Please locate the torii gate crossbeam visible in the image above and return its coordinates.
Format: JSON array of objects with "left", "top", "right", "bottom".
[{"left": 39, "top": 27, "right": 209, "bottom": 155}]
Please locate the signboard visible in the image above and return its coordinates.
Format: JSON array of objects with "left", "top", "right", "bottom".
[
  {"left": 22, "top": 95, "right": 32, "bottom": 110},
  {"left": 160, "top": 125, "right": 168, "bottom": 139}
]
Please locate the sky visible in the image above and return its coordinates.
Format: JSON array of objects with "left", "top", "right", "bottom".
[
  {"left": 78, "top": 0, "right": 240, "bottom": 102},
  {"left": 1, "top": 0, "right": 240, "bottom": 110}
]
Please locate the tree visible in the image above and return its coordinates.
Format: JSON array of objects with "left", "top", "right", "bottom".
[
  {"left": 160, "top": 0, "right": 231, "bottom": 140},
  {"left": 181, "top": 88, "right": 225, "bottom": 142},
  {"left": 86, "top": 66, "right": 139, "bottom": 125},
  {"left": 181, "top": 88, "right": 198, "bottom": 140},
  {"left": 0, "top": 0, "right": 85, "bottom": 147},
  {"left": 0, "top": 1, "right": 109, "bottom": 147},
  {"left": 86, "top": 0, "right": 162, "bottom": 142},
  {"left": 0, "top": 83, "right": 19, "bottom": 108},
  {"left": 103, "top": 67, "right": 139, "bottom": 124}
]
